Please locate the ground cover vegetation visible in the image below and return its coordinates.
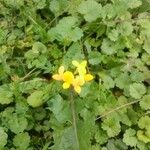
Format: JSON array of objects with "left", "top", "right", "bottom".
[{"left": 0, "top": 0, "right": 150, "bottom": 149}]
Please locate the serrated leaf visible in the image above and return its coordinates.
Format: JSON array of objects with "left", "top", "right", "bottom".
[
  {"left": 123, "top": 0, "right": 142, "bottom": 9},
  {"left": 27, "top": 91, "right": 44, "bottom": 107},
  {"left": 129, "top": 83, "right": 146, "bottom": 99},
  {"left": 51, "top": 126, "right": 79, "bottom": 150},
  {"left": 95, "top": 129, "right": 108, "bottom": 144},
  {"left": 63, "top": 42, "right": 84, "bottom": 67},
  {"left": 0, "top": 127, "right": 8, "bottom": 149},
  {"left": 48, "top": 94, "right": 71, "bottom": 123},
  {"left": 49, "top": 0, "right": 69, "bottom": 16},
  {"left": 138, "top": 116, "right": 150, "bottom": 130},
  {"left": 78, "top": 0, "right": 102, "bottom": 22},
  {"left": 34, "top": 0, "right": 46, "bottom": 9},
  {"left": 106, "top": 139, "right": 128, "bottom": 150},
  {"left": 88, "top": 51, "right": 101, "bottom": 65},
  {"left": 48, "top": 16, "right": 83, "bottom": 43},
  {"left": 115, "top": 73, "right": 131, "bottom": 89},
  {"left": 137, "top": 130, "right": 150, "bottom": 143},
  {"left": 143, "top": 39, "right": 150, "bottom": 54},
  {"left": 101, "top": 39, "right": 116, "bottom": 55},
  {"left": 140, "top": 94, "right": 150, "bottom": 110},
  {"left": 0, "top": 88, "right": 13, "bottom": 104},
  {"left": 130, "top": 70, "right": 144, "bottom": 82},
  {"left": 13, "top": 132, "right": 30, "bottom": 150},
  {"left": 102, "top": 75, "right": 115, "bottom": 89},
  {"left": 107, "top": 29, "right": 119, "bottom": 41},
  {"left": 123, "top": 128, "right": 138, "bottom": 147},
  {"left": 102, "top": 117, "right": 121, "bottom": 137},
  {"left": 8, "top": 114, "right": 28, "bottom": 134},
  {"left": 32, "top": 42, "right": 47, "bottom": 53},
  {"left": 117, "top": 22, "right": 133, "bottom": 36}
]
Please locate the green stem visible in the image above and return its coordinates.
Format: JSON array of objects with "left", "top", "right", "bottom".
[
  {"left": 70, "top": 91, "right": 80, "bottom": 150},
  {"left": 96, "top": 99, "right": 140, "bottom": 120}
]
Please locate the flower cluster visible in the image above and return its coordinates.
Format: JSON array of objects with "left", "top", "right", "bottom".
[{"left": 52, "top": 60, "right": 94, "bottom": 93}]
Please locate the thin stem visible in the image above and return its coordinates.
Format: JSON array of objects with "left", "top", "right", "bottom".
[
  {"left": 20, "top": 68, "right": 36, "bottom": 81},
  {"left": 70, "top": 91, "right": 80, "bottom": 150},
  {"left": 96, "top": 99, "right": 140, "bottom": 120}
]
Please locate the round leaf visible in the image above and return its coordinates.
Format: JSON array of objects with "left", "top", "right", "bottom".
[
  {"left": 129, "top": 83, "right": 146, "bottom": 99},
  {"left": 27, "top": 91, "right": 44, "bottom": 107},
  {"left": 0, "top": 127, "right": 8, "bottom": 149}
]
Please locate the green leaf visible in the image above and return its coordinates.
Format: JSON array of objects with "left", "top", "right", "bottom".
[
  {"left": 88, "top": 51, "right": 101, "bottom": 65},
  {"left": 101, "top": 39, "right": 116, "bottom": 55},
  {"left": 59, "top": 127, "right": 78, "bottom": 150},
  {"left": 0, "top": 29, "right": 8, "bottom": 45},
  {"left": 32, "top": 42, "right": 47, "bottom": 54},
  {"left": 117, "top": 22, "right": 133, "bottom": 36},
  {"left": 129, "top": 83, "right": 146, "bottom": 99},
  {"left": 49, "top": 0, "right": 69, "bottom": 16},
  {"left": 138, "top": 116, "right": 150, "bottom": 130},
  {"left": 78, "top": 0, "right": 102, "bottom": 22},
  {"left": 48, "top": 94, "right": 71, "bottom": 123},
  {"left": 8, "top": 113, "right": 28, "bottom": 134},
  {"left": 0, "top": 88, "right": 13, "bottom": 104},
  {"left": 95, "top": 129, "right": 108, "bottom": 144},
  {"left": 33, "top": 0, "right": 46, "bottom": 9},
  {"left": 27, "top": 91, "right": 44, "bottom": 107},
  {"left": 63, "top": 42, "right": 84, "bottom": 67},
  {"left": 143, "top": 39, "right": 150, "bottom": 54},
  {"left": 52, "top": 127, "right": 78, "bottom": 150},
  {"left": 48, "top": 16, "right": 83, "bottom": 43},
  {"left": 107, "top": 29, "right": 119, "bottom": 41},
  {"left": 123, "top": 128, "right": 138, "bottom": 147},
  {"left": 106, "top": 139, "right": 128, "bottom": 150},
  {"left": 123, "top": 0, "right": 142, "bottom": 9},
  {"left": 142, "top": 53, "right": 150, "bottom": 66},
  {"left": 0, "top": 127, "right": 8, "bottom": 149},
  {"left": 115, "top": 73, "right": 131, "bottom": 89},
  {"left": 140, "top": 94, "right": 150, "bottom": 110},
  {"left": 102, "top": 75, "right": 115, "bottom": 89},
  {"left": 102, "top": 117, "right": 121, "bottom": 137},
  {"left": 13, "top": 132, "right": 30, "bottom": 150},
  {"left": 130, "top": 70, "right": 144, "bottom": 82},
  {"left": 137, "top": 130, "right": 150, "bottom": 143}
]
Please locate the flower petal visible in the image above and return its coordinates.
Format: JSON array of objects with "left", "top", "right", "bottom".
[
  {"left": 78, "top": 67, "right": 86, "bottom": 75},
  {"left": 72, "top": 60, "right": 79, "bottom": 67},
  {"left": 52, "top": 74, "right": 61, "bottom": 80},
  {"left": 63, "top": 82, "right": 70, "bottom": 89},
  {"left": 81, "top": 60, "right": 87, "bottom": 67},
  {"left": 63, "top": 71, "right": 74, "bottom": 83},
  {"left": 74, "top": 86, "right": 81, "bottom": 94},
  {"left": 58, "top": 66, "right": 65, "bottom": 74},
  {"left": 84, "top": 74, "right": 94, "bottom": 81}
]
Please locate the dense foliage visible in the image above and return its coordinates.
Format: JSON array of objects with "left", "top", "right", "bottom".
[{"left": 0, "top": 0, "right": 150, "bottom": 149}]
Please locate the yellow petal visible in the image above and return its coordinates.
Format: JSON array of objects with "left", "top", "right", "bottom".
[
  {"left": 74, "top": 86, "right": 81, "bottom": 94},
  {"left": 76, "top": 76, "right": 85, "bottom": 85},
  {"left": 81, "top": 60, "right": 87, "bottom": 67},
  {"left": 63, "top": 71, "right": 74, "bottom": 83},
  {"left": 52, "top": 74, "right": 62, "bottom": 80},
  {"left": 84, "top": 74, "right": 94, "bottom": 81},
  {"left": 58, "top": 66, "right": 65, "bottom": 74},
  {"left": 78, "top": 67, "right": 86, "bottom": 75},
  {"left": 72, "top": 60, "right": 79, "bottom": 67},
  {"left": 63, "top": 82, "right": 70, "bottom": 89}
]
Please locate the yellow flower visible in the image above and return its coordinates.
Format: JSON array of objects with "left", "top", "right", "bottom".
[
  {"left": 72, "top": 60, "right": 87, "bottom": 75},
  {"left": 72, "top": 74, "right": 94, "bottom": 93},
  {"left": 84, "top": 74, "right": 94, "bottom": 81},
  {"left": 62, "top": 71, "right": 74, "bottom": 89},
  {"left": 52, "top": 60, "right": 94, "bottom": 94},
  {"left": 72, "top": 76, "right": 84, "bottom": 94},
  {"left": 52, "top": 66, "right": 65, "bottom": 81}
]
